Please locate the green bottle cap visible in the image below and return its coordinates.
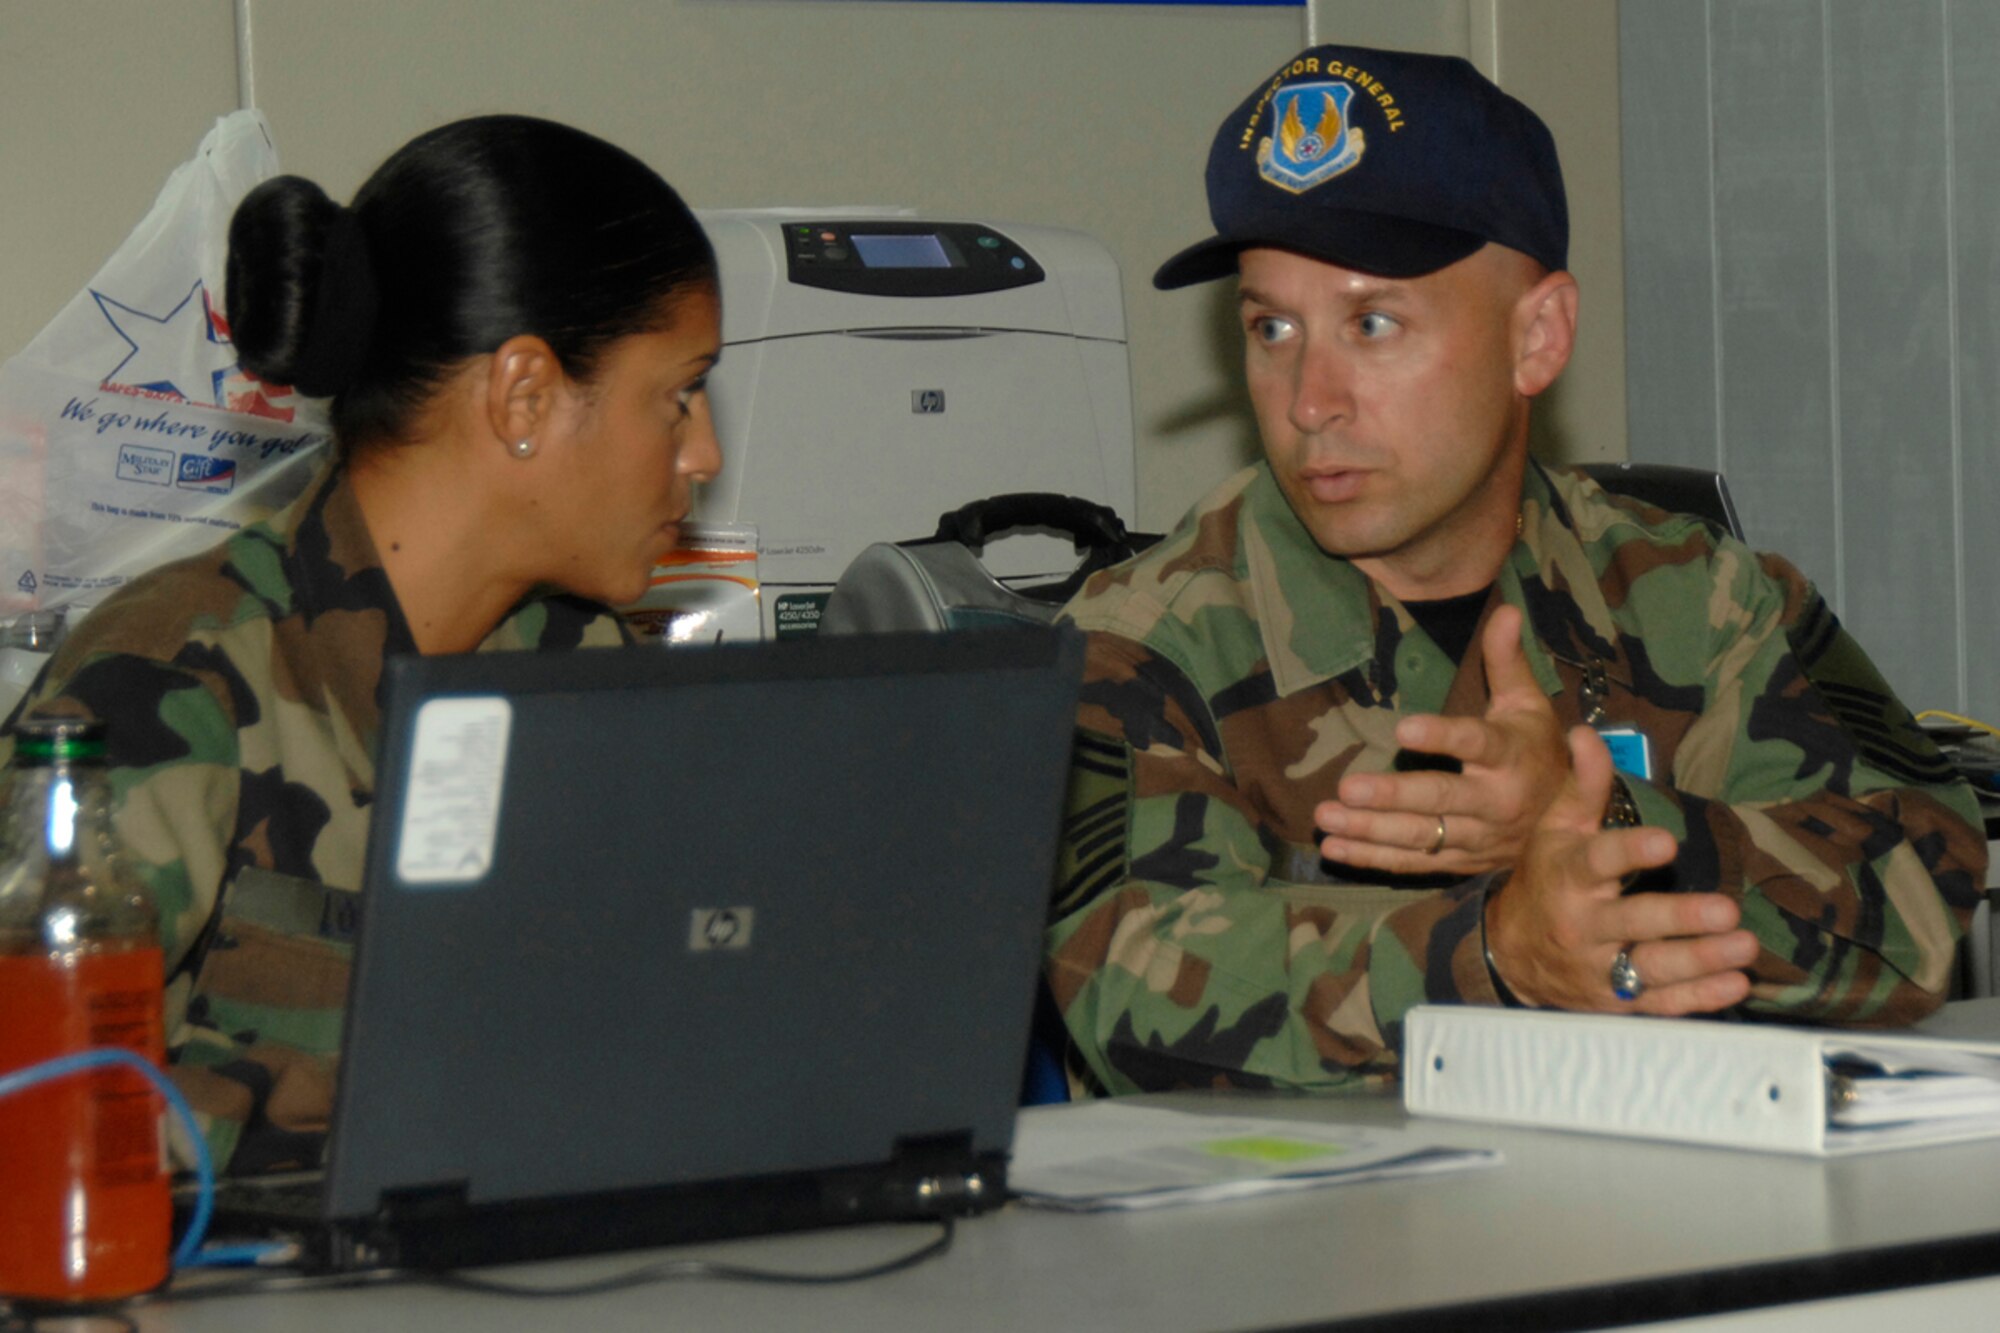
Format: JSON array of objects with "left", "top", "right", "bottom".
[{"left": 11, "top": 717, "right": 108, "bottom": 764}]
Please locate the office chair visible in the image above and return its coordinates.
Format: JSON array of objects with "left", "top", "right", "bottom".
[{"left": 1578, "top": 462, "right": 1746, "bottom": 542}]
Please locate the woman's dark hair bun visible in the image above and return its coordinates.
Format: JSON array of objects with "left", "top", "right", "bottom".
[
  {"left": 224, "top": 117, "right": 715, "bottom": 449},
  {"left": 225, "top": 176, "right": 381, "bottom": 398}
]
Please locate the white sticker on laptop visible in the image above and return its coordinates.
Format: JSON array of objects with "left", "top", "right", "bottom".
[{"left": 395, "top": 696, "right": 512, "bottom": 887}]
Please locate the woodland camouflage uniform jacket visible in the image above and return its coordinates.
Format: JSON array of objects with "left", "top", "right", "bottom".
[
  {"left": 1, "top": 458, "right": 626, "bottom": 1171},
  {"left": 1050, "top": 460, "right": 1986, "bottom": 1096}
]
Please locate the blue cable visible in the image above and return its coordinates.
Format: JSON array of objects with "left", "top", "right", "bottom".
[
  {"left": 0, "top": 1048, "right": 214, "bottom": 1271},
  {"left": 183, "top": 1241, "right": 294, "bottom": 1268}
]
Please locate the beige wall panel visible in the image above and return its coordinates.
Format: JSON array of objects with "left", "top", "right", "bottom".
[
  {"left": 1491, "top": 0, "right": 1625, "bottom": 465},
  {"left": 1309, "top": 0, "right": 1471, "bottom": 56},
  {"left": 245, "top": 0, "right": 1303, "bottom": 532},
  {"left": 0, "top": 1, "right": 240, "bottom": 361}
]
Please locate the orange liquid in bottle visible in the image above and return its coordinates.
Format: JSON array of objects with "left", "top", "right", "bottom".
[{"left": 0, "top": 945, "right": 170, "bottom": 1303}]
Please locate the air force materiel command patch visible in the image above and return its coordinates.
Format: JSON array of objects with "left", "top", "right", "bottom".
[{"left": 1258, "top": 83, "right": 1364, "bottom": 194}]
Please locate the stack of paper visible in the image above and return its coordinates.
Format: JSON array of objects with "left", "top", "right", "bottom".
[{"left": 1009, "top": 1102, "right": 1500, "bottom": 1212}]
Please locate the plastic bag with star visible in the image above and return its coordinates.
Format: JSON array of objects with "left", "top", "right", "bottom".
[{"left": 0, "top": 110, "right": 330, "bottom": 629}]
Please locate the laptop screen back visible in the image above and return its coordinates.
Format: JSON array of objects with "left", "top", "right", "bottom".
[{"left": 325, "top": 628, "right": 1081, "bottom": 1219}]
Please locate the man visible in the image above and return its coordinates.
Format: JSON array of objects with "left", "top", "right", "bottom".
[{"left": 1048, "top": 45, "right": 1986, "bottom": 1096}]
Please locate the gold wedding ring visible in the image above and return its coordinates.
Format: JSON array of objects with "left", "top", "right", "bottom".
[{"left": 1426, "top": 814, "right": 1448, "bottom": 856}]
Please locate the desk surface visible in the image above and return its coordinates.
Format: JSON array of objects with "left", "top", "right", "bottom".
[{"left": 126, "top": 1003, "right": 2000, "bottom": 1333}]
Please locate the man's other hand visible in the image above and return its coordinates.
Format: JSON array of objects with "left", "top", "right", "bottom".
[{"left": 1484, "top": 724, "right": 1755, "bottom": 1014}]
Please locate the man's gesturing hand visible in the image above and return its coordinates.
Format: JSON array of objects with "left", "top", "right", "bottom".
[{"left": 1315, "top": 605, "right": 1570, "bottom": 875}]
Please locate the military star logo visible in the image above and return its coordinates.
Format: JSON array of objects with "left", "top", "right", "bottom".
[{"left": 91, "top": 280, "right": 237, "bottom": 405}]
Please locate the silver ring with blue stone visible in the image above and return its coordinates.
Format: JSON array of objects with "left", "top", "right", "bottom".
[{"left": 1609, "top": 949, "right": 1644, "bottom": 1002}]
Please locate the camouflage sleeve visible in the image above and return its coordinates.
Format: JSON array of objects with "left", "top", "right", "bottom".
[
  {"left": 7, "top": 646, "right": 261, "bottom": 1165},
  {"left": 1618, "top": 554, "right": 1986, "bottom": 1026},
  {"left": 1046, "top": 631, "right": 1503, "bottom": 1095}
]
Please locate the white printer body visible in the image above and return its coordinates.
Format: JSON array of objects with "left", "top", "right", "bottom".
[{"left": 693, "top": 211, "right": 1136, "bottom": 639}]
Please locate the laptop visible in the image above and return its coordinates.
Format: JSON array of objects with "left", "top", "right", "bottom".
[{"left": 198, "top": 625, "right": 1083, "bottom": 1272}]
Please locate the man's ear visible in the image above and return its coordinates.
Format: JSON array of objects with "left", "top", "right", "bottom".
[
  {"left": 1513, "top": 271, "right": 1578, "bottom": 399},
  {"left": 484, "top": 334, "right": 564, "bottom": 451}
]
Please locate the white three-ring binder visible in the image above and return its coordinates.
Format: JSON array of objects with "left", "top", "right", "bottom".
[{"left": 1403, "top": 1005, "right": 2000, "bottom": 1156}]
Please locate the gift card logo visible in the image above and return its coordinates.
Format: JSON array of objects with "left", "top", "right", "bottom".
[{"left": 175, "top": 454, "right": 236, "bottom": 494}]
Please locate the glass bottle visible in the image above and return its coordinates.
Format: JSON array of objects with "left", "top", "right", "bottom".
[
  {"left": 0, "top": 609, "right": 65, "bottom": 723},
  {"left": 0, "top": 717, "right": 169, "bottom": 1303}
]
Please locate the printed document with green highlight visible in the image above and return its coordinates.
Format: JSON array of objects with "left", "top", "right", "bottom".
[{"left": 1009, "top": 1102, "right": 1500, "bottom": 1211}]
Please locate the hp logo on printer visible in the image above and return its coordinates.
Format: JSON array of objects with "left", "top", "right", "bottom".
[
  {"left": 689, "top": 907, "right": 755, "bottom": 952},
  {"left": 912, "top": 390, "right": 946, "bottom": 414}
]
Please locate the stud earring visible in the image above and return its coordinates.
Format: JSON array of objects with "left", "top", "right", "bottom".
[{"left": 510, "top": 437, "right": 536, "bottom": 459}]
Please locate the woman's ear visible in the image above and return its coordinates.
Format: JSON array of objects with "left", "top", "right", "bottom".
[
  {"left": 1513, "top": 271, "right": 1579, "bottom": 399},
  {"left": 484, "top": 334, "right": 564, "bottom": 454}
]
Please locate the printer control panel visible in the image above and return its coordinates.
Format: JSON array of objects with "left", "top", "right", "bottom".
[{"left": 784, "top": 221, "right": 1046, "bottom": 297}]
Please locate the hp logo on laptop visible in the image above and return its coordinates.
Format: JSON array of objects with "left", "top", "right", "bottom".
[
  {"left": 689, "top": 907, "right": 755, "bottom": 952},
  {"left": 912, "top": 389, "right": 946, "bottom": 414}
]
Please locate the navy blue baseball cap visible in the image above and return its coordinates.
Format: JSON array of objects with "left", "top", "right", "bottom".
[{"left": 1154, "top": 44, "right": 1568, "bottom": 289}]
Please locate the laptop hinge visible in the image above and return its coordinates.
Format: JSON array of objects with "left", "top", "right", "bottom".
[{"left": 884, "top": 1130, "right": 997, "bottom": 1217}]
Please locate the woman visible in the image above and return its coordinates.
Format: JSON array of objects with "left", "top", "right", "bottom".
[{"left": 3, "top": 116, "right": 721, "bottom": 1172}]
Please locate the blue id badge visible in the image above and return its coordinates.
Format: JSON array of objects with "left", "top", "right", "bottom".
[{"left": 1598, "top": 727, "right": 1653, "bottom": 781}]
